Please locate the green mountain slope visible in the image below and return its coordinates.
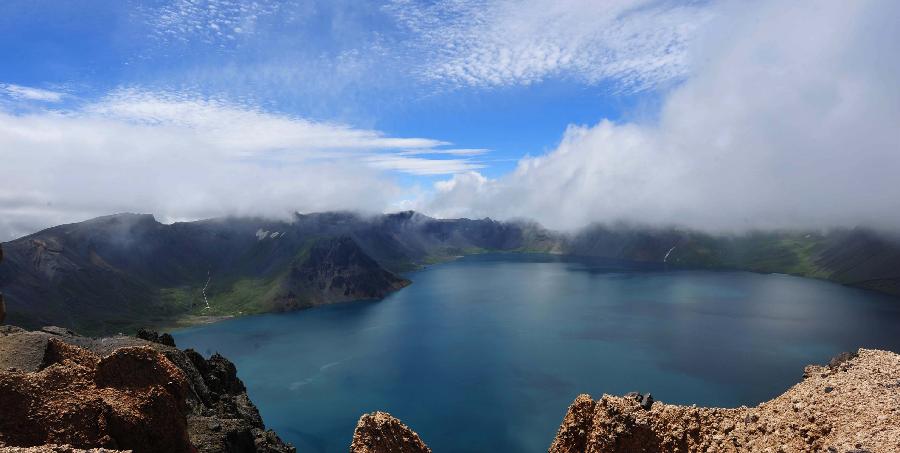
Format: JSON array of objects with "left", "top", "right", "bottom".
[{"left": 2, "top": 211, "right": 899, "bottom": 335}]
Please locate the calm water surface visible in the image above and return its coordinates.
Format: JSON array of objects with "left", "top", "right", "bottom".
[{"left": 173, "top": 254, "right": 900, "bottom": 452}]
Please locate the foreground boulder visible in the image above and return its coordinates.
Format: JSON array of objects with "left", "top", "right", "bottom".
[
  {"left": 0, "top": 339, "right": 190, "bottom": 452},
  {"left": 350, "top": 412, "right": 431, "bottom": 453},
  {"left": 549, "top": 348, "right": 900, "bottom": 453},
  {"left": 0, "top": 326, "right": 294, "bottom": 453}
]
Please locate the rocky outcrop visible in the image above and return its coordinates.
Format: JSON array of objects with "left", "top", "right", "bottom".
[
  {"left": 0, "top": 326, "right": 294, "bottom": 453},
  {"left": 549, "top": 348, "right": 900, "bottom": 453},
  {"left": 0, "top": 339, "right": 191, "bottom": 452},
  {"left": 134, "top": 328, "right": 174, "bottom": 347},
  {"left": 349, "top": 412, "right": 431, "bottom": 453}
]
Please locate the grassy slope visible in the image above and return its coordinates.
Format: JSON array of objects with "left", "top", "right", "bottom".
[{"left": 671, "top": 232, "right": 832, "bottom": 279}]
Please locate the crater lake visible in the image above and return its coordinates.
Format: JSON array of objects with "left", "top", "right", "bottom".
[{"left": 173, "top": 254, "right": 900, "bottom": 452}]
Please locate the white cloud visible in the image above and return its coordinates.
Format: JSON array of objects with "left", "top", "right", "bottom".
[
  {"left": 144, "top": 0, "right": 285, "bottom": 48},
  {"left": 2, "top": 84, "right": 65, "bottom": 102},
  {"left": 422, "top": 0, "right": 900, "bottom": 231},
  {"left": 0, "top": 89, "right": 468, "bottom": 239},
  {"left": 387, "top": 0, "right": 712, "bottom": 90},
  {"left": 398, "top": 148, "right": 490, "bottom": 156},
  {"left": 366, "top": 155, "right": 485, "bottom": 175}
]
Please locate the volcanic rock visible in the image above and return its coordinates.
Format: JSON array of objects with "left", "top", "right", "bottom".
[
  {"left": 0, "top": 326, "right": 294, "bottom": 453},
  {"left": 134, "top": 328, "right": 175, "bottom": 347},
  {"left": 349, "top": 411, "right": 431, "bottom": 453},
  {"left": 548, "top": 349, "right": 900, "bottom": 453},
  {"left": 0, "top": 340, "right": 192, "bottom": 452}
]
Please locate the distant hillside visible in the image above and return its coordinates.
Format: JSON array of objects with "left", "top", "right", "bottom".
[
  {"left": 563, "top": 225, "right": 900, "bottom": 296},
  {"left": 1, "top": 211, "right": 899, "bottom": 335},
  {"left": 0, "top": 211, "right": 544, "bottom": 334}
]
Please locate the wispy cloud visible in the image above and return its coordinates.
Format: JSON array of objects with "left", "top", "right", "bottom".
[
  {"left": 2, "top": 84, "right": 65, "bottom": 102},
  {"left": 85, "top": 89, "right": 447, "bottom": 154},
  {"left": 0, "top": 88, "right": 481, "bottom": 239},
  {"left": 387, "top": 0, "right": 712, "bottom": 91},
  {"left": 397, "top": 148, "right": 490, "bottom": 156},
  {"left": 366, "top": 154, "right": 486, "bottom": 175}
]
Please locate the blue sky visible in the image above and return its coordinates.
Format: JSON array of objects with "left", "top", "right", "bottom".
[
  {"left": 2, "top": 0, "right": 899, "bottom": 238},
  {"left": 0, "top": 0, "right": 668, "bottom": 180}
]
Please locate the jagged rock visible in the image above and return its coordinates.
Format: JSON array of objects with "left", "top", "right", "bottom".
[
  {"left": 546, "top": 349, "right": 900, "bottom": 453},
  {"left": 349, "top": 411, "right": 431, "bottom": 453},
  {"left": 828, "top": 351, "right": 858, "bottom": 370},
  {"left": 134, "top": 328, "right": 175, "bottom": 347},
  {"left": 548, "top": 394, "right": 596, "bottom": 453},
  {"left": 0, "top": 340, "right": 192, "bottom": 452},
  {"left": 639, "top": 392, "right": 654, "bottom": 410},
  {"left": 0, "top": 326, "right": 294, "bottom": 453}
]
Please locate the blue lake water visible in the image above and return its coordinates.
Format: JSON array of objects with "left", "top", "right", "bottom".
[{"left": 173, "top": 254, "right": 900, "bottom": 452}]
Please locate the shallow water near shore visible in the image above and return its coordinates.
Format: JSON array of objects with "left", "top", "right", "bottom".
[{"left": 173, "top": 254, "right": 900, "bottom": 452}]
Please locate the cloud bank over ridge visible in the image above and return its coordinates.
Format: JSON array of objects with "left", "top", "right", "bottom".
[
  {"left": 0, "top": 89, "right": 482, "bottom": 239},
  {"left": 422, "top": 0, "right": 900, "bottom": 232},
  {"left": 2, "top": 0, "right": 899, "bottom": 238}
]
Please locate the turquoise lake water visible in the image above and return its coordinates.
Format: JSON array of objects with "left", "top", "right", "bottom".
[{"left": 173, "top": 254, "right": 900, "bottom": 452}]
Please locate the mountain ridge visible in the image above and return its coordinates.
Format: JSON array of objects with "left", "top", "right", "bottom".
[{"left": 1, "top": 211, "right": 899, "bottom": 335}]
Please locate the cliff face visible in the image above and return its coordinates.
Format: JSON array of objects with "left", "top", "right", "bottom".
[
  {"left": 274, "top": 236, "right": 411, "bottom": 310},
  {"left": 0, "top": 326, "right": 294, "bottom": 453}
]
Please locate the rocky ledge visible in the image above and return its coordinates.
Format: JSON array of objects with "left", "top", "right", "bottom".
[
  {"left": 351, "top": 349, "right": 899, "bottom": 452},
  {"left": 0, "top": 326, "right": 294, "bottom": 453},
  {"left": 549, "top": 349, "right": 899, "bottom": 453}
]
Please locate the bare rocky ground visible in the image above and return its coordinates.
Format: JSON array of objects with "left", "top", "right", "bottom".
[
  {"left": 0, "top": 325, "right": 294, "bottom": 453},
  {"left": 548, "top": 349, "right": 900, "bottom": 453}
]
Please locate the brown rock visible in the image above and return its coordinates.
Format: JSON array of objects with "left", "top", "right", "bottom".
[
  {"left": 0, "top": 325, "right": 295, "bottom": 453},
  {"left": 0, "top": 339, "right": 193, "bottom": 453},
  {"left": 548, "top": 394, "right": 596, "bottom": 453},
  {"left": 546, "top": 349, "right": 900, "bottom": 453},
  {"left": 349, "top": 411, "right": 431, "bottom": 453}
]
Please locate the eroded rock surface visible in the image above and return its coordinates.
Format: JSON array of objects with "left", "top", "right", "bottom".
[
  {"left": 0, "top": 340, "right": 191, "bottom": 452},
  {"left": 350, "top": 411, "right": 431, "bottom": 453},
  {"left": 0, "top": 326, "right": 294, "bottom": 453},
  {"left": 549, "top": 348, "right": 900, "bottom": 453}
]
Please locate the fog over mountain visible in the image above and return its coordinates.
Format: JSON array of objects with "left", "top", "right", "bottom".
[
  {"left": 423, "top": 0, "right": 900, "bottom": 232},
  {"left": 1, "top": 0, "right": 898, "bottom": 240}
]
